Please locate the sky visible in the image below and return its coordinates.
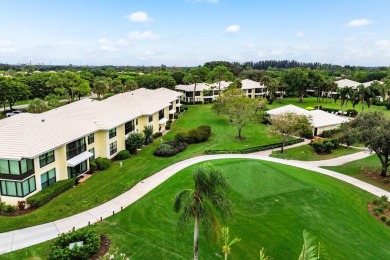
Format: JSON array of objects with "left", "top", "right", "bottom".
[{"left": 0, "top": 0, "right": 390, "bottom": 67}]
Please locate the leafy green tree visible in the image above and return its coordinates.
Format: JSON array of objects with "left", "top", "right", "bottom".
[
  {"left": 221, "top": 227, "right": 241, "bottom": 260},
  {"left": 214, "top": 89, "right": 265, "bottom": 139},
  {"left": 27, "top": 98, "right": 48, "bottom": 113},
  {"left": 0, "top": 77, "right": 30, "bottom": 110},
  {"left": 340, "top": 111, "right": 390, "bottom": 177},
  {"left": 23, "top": 72, "right": 53, "bottom": 99},
  {"left": 209, "top": 66, "right": 234, "bottom": 96},
  {"left": 268, "top": 112, "right": 312, "bottom": 153},
  {"left": 174, "top": 165, "right": 231, "bottom": 260},
  {"left": 45, "top": 94, "right": 63, "bottom": 109},
  {"left": 135, "top": 74, "right": 176, "bottom": 90},
  {"left": 47, "top": 71, "right": 90, "bottom": 102},
  {"left": 183, "top": 67, "right": 210, "bottom": 104},
  {"left": 281, "top": 68, "right": 313, "bottom": 103},
  {"left": 126, "top": 132, "right": 145, "bottom": 154}
]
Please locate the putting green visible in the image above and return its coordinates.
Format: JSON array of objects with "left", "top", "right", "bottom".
[{"left": 217, "top": 160, "right": 309, "bottom": 199}]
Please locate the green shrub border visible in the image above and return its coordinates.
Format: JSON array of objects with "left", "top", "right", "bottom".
[
  {"left": 204, "top": 138, "right": 305, "bottom": 155},
  {"left": 27, "top": 178, "right": 75, "bottom": 208}
]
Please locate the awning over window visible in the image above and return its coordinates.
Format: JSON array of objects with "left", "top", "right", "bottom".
[
  {"left": 67, "top": 151, "right": 93, "bottom": 167},
  {"left": 158, "top": 118, "right": 168, "bottom": 124},
  {"left": 176, "top": 103, "right": 182, "bottom": 107},
  {"left": 169, "top": 109, "right": 176, "bottom": 114}
]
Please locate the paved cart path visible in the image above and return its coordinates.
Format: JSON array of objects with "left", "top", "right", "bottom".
[{"left": 0, "top": 147, "right": 385, "bottom": 255}]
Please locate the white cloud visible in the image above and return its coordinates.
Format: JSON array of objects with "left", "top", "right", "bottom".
[
  {"left": 346, "top": 47, "right": 373, "bottom": 58},
  {"left": 127, "top": 11, "right": 151, "bottom": 22},
  {"left": 98, "top": 38, "right": 109, "bottom": 44},
  {"left": 225, "top": 25, "right": 240, "bottom": 33},
  {"left": 296, "top": 31, "right": 304, "bottom": 38},
  {"left": 293, "top": 44, "right": 314, "bottom": 50},
  {"left": 116, "top": 39, "right": 128, "bottom": 46},
  {"left": 244, "top": 43, "right": 256, "bottom": 48},
  {"left": 269, "top": 50, "right": 283, "bottom": 56},
  {"left": 376, "top": 40, "right": 390, "bottom": 48},
  {"left": 344, "top": 37, "right": 356, "bottom": 42},
  {"left": 128, "top": 31, "right": 159, "bottom": 40},
  {"left": 100, "top": 45, "right": 116, "bottom": 52},
  {"left": 0, "top": 40, "right": 17, "bottom": 54},
  {"left": 346, "top": 18, "right": 371, "bottom": 27}
]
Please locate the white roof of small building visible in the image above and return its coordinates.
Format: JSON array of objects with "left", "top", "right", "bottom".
[
  {"left": 0, "top": 88, "right": 183, "bottom": 160},
  {"left": 267, "top": 104, "right": 312, "bottom": 117},
  {"left": 335, "top": 79, "right": 361, "bottom": 89},
  {"left": 363, "top": 80, "right": 383, "bottom": 87},
  {"left": 309, "top": 110, "right": 349, "bottom": 128},
  {"left": 241, "top": 79, "right": 267, "bottom": 90}
]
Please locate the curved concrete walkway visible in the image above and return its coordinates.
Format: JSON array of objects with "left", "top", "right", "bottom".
[{"left": 0, "top": 150, "right": 388, "bottom": 254}]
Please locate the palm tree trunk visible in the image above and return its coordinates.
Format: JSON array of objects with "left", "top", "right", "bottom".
[
  {"left": 194, "top": 215, "right": 199, "bottom": 260},
  {"left": 193, "top": 83, "right": 197, "bottom": 105}
]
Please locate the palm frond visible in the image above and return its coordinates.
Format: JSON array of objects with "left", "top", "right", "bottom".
[
  {"left": 299, "top": 230, "right": 319, "bottom": 260},
  {"left": 174, "top": 189, "right": 193, "bottom": 213}
]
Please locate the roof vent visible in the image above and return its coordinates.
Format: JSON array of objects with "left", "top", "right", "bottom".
[{"left": 41, "top": 119, "right": 45, "bottom": 122}]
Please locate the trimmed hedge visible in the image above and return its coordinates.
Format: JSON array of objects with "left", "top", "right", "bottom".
[
  {"left": 175, "top": 125, "right": 211, "bottom": 144},
  {"left": 115, "top": 150, "right": 130, "bottom": 160},
  {"left": 152, "top": 132, "right": 163, "bottom": 138},
  {"left": 95, "top": 157, "right": 111, "bottom": 170},
  {"left": 49, "top": 229, "right": 100, "bottom": 260},
  {"left": 205, "top": 138, "right": 305, "bottom": 155},
  {"left": 27, "top": 178, "right": 75, "bottom": 208}
]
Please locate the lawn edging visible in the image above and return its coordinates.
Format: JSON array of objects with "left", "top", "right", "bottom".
[{"left": 204, "top": 138, "right": 305, "bottom": 154}]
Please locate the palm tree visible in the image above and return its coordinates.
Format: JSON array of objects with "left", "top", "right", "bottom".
[
  {"left": 209, "top": 66, "right": 234, "bottom": 96},
  {"left": 93, "top": 76, "right": 109, "bottom": 99},
  {"left": 299, "top": 230, "right": 320, "bottom": 260},
  {"left": 27, "top": 98, "right": 48, "bottom": 113},
  {"left": 174, "top": 165, "right": 231, "bottom": 260},
  {"left": 221, "top": 227, "right": 241, "bottom": 260},
  {"left": 183, "top": 67, "right": 210, "bottom": 104},
  {"left": 260, "top": 76, "right": 272, "bottom": 97}
]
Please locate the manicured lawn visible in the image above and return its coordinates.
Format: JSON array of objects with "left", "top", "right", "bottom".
[
  {"left": 268, "top": 96, "right": 390, "bottom": 116},
  {"left": 7, "top": 159, "right": 390, "bottom": 259},
  {"left": 270, "top": 145, "right": 360, "bottom": 161},
  {"left": 0, "top": 105, "right": 280, "bottom": 233},
  {"left": 323, "top": 155, "right": 390, "bottom": 192}
]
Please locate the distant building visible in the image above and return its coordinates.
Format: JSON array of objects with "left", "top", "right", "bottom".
[
  {"left": 241, "top": 79, "right": 268, "bottom": 98},
  {"left": 175, "top": 81, "right": 231, "bottom": 103}
]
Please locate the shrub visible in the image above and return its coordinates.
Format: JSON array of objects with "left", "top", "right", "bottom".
[
  {"left": 89, "top": 160, "right": 97, "bottom": 172},
  {"left": 381, "top": 215, "right": 387, "bottom": 222},
  {"left": 387, "top": 219, "right": 390, "bottom": 226},
  {"left": 331, "top": 138, "right": 340, "bottom": 149},
  {"left": 381, "top": 201, "right": 388, "bottom": 210},
  {"left": 126, "top": 132, "right": 145, "bottom": 154},
  {"left": 152, "top": 132, "right": 163, "bottom": 138},
  {"left": 95, "top": 157, "right": 111, "bottom": 170},
  {"left": 0, "top": 202, "right": 17, "bottom": 213},
  {"left": 116, "top": 150, "right": 130, "bottom": 160},
  {"left": 374, "top": 210, "right": 380, "bottom": 216},
  {"left": 49, "top": 229, "right": 100, "bottom": 260},
  {"left": 300, "top": 129, "right": 314, "bottom": 139},
  {"left": 17, "top": 200, "right": 26, "bottom": 210},
  {"left": 373, "top": 197, "right": 382, "bottom": 205},
  {"left": 174, "top": 113, "right": 180, "bottom": 119},
  {"left": 175, "top": 125, "right": 211, "bottom": 144},
  {"left": 386, "top": 103, "right": 390, "bottom": 110},
  {"left": 205, "top": 138, "right": 305, "bottom": 154},
  {"left": 27, "top": 179, "right": 75, "bottom": 208},
  {"left": 321, "top": 129, "right": 341, "bottom": 138},
  {"left": 153, "top": 141, "right": 187, "bottom": 157},
  {"left": 346, "top": 109, "right": 358, "bottom": 117},
  {"left": 381, "top": 195, "right": 389, "bottom": 202}
]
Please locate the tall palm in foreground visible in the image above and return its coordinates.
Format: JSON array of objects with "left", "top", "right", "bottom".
[{"left": 174, "top": 165, "right": 231, "bottom": 260}]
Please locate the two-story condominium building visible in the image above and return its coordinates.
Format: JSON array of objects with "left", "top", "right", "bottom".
[
  {"left": 0, "top": 88, "right": 182, "bottom": 205},
  {"left": 175, "top": 81, "right": 231, "bottom": 103},
  {"left": 241, "top": 79, "right": 268, "bottom": 98}
]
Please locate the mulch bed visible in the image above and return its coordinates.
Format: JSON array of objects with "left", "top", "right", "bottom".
[
  {"left": 0, "top": 207, "right": 36, "bottom": 217},
  {"left": 368, "top": 203, "right": 390, "bottom": 227},
  {"left": 90, "top": 234, "right": 111, "bottom": 259},
  {"left": 362, "top": 170, "right": 390, "bottom": 188}
]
